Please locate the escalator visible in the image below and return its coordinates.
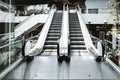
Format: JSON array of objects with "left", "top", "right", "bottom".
[
  {"left": 1, "top": 9, "right": 120, "bottom": 80},
  {"left": 40, "top": 13, "right": 62, "bottom": 55},
  {"left": 69, "top": 13, "right": 86, "bottom": 55}
]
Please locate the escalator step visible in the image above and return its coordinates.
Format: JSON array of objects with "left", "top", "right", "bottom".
[
  {"left": 42, "top": 49, "right": 57, "bottom": 52},
  {"left": 69, "top": 13, "right": 86, "bottom": 51},
  {"left": 48, "top": 33, "right": 60, "bottom": 36},
  {"left": 42, "top": 13, "right": 62, "bottom": 53},
  {"left": 49, "top": 30, "right": 61, "bottom": 33},
  {"left": 70, "top": 31, "right": 82, "bottom": 34},
  {"left": 69, "top": 27, "right": 81, "bottom": 31},
  {"left": 45, "top": 41, "right": 57, "bottom": 45},
  {"left": 70, "top": 45, "right": 86, "bottom": 50},
  {"left": 44, "top": 45, "right": 57, "bottom": 49},
  {"left": 50, "top": 27, "right": 61, "bottom": 30},
  {"left": 46, "top": 36, "right": 59, "bottom": 40},
  {"left": 70, "top": 41, "right": 85, "bottom": 45},
  {"left": 70, "top": 34, "right": 83, "bottom": 37}
]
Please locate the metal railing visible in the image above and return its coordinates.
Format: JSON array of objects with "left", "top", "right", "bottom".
[
  {"left": 90, "top": 35, "right": 120, "bottom": 64},
  {"left": 0, "top": 0, "right": 14, "bottom": 12},
  {"left": 59, "top": 4, "right": 69, "bottom": 56},
  {"left": 0, "top": 39, "right": 23, "bottom": 73},
  {"left": 77, "top": 4, "right": 120, "bottom": 76},
  {"left": 76, "top": 5, "right": 100, "bottom": 57},
  {"left": 90, "top": 35, "right": 120, "bottom": 75},
  {"left": 0, "top": 1, "right": 9, "bottom": 10},
  {"left": 24, "top": 4, "right": 56, "bottom": 56}
]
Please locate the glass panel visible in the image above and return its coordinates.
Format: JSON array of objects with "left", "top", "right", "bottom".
[
  {"left": 0, "top": 32, "right": 14, "bottom": 46},
  {"left": 0, "top": 39, "right": 23, "bottom": 73},
  {"left": 0, "top": 0, "right": 19, "bottom": 73}
]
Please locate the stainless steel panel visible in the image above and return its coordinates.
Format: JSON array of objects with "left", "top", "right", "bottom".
[{"left": 4, "top": 55, "right": 120, "bottom": 79}]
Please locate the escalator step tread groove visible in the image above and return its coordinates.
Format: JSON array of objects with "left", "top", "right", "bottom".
[
  {"left": 69, "top": 13, "right": 86, "bottom": 51},
  {"left": 42, "top": 13, "right": 62, "bottom": 54}
]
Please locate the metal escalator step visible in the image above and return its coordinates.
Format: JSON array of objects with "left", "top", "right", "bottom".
[
  {"left": 70, "top": 27, "right": 81, "bottom": 30},
  {"left": 69, "top": 13, "right": 87, "bottom": 51},
  {"left": 52, "top": 20, "right": 61, "bottom": 22},
  {"left": 69, "top": 22, "right": 79, "bottom": 24},
  {"left": 49, "top": 28, "right": 61, "bottom": 30},
  {"left": 69, "top": 22, "right": 79, "bottom": 23},
  {"left": 48, "top": 29, "right": 60, "bottom": 31},
  {"left": 44, "top": 45, "right": 57, "bottom": 49},
  {"left": 42, "top": 49, "right": 57, "bottom": 52},
  {"left": 46, "top": 37, "right": 59, "bottom": 40},
  {"left": 45, "top": 41, "right": 57, "bottom": 45},
  {"left": 53, "top": 16, "right": 62, "bottom": 17},
  {"left": 69, "top": 22, "right": 80, "bottom": 24},
  {"left": 52, "top": 21, "right": 62, "bottom": 22},
  {"left": 70, "top": 34, "right": 83, "bottom": 37},
  {"left": 42, "top": 13, "right": 62, "bottom": 52},
  {"left": 70, "top": 41, "right": 85, "bottom": 45},
  {"left": 70, "top": 29, "right": 81, "bottom": 31},
  {"left": 69, "top": 19, "right": 79, "bottom": 21},
  {"left": 46, "top": 37, "right": 59, "bottom": 41},
  {"left": 69, "top": 25, "right": 79, "bottom": 26},
  {"left": 70, "top": 31, "right": 82, "bottom": 34},
  {"left": 49, "top": 30, "right": 60, "bottom": 33},
  {"left": 69, "top": 27, "right": 80, "bottom": 28},
  {"left": 69, "top": 25, "right": 80, "bottom": 27},
  {"left": 50, "top": 25, "right": 61, "bottom": 27},
  {"left": 51, "top": 23, "right": 61, "bottom": 25},
  {"left": 69, "top": 24, "right": 80, "bottom": 25},
  {"left": 70, "top": 37, "right": 84, "bottom": 41},
  {"left": 48, "top": 32, "right": 60, "bottom": 34},
  {"left": 49, "top": 29, "right": 61, "bottom": 31},
  {"left": 70, "top": 30, "right": 82, "bottom": 32},
  {"left": 70, "top": 43, "right": 85, "bottom": 46},
  {"left": 69, "top": 28, "right": 81, "bottom": 30},
  {"left": 49, "top": 26, "right": 61, "bottom": 30},
  {"left": 70, "top": 45, "right": 86, "bottom": 50},
  {"left": 48, "top": 33, "right": 60, "bottom": 37}
]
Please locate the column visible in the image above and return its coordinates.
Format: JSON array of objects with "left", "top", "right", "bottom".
[
  {"left": 117, "top": 37, "right": 120, "bottom": 67},
  {"left": 111, "top": 24, "right": 117, "bottom": 50}
]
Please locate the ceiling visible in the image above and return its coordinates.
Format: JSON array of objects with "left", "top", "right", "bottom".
[
  {"left": 1, "top": 0, "right": 86, "bottom": 10},
  {"left": 1, "top": 0, "right": 86, "bottom": 5}
]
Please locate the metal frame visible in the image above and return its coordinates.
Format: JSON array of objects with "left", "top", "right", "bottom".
[{"left": 57, "top": 4, "right": 70, "bottom": 62}]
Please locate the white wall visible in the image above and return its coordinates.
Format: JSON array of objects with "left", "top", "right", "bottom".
[
  {"left": 0, "top": 11, "right": 48, "bottom": 23},
  {"left": 0, "top": 11, "right": 115, "bottom": 24},
  {"left": 0, "top": 10, "right": 15, "bottom": 22},
  {"left": 86, "top": 0, "right": 108, "bottom": 14},
  {"left": 15, "top": 14, "right": 48, "bottom": 23},
  {"left": 83, "top": 0, "right": 116, "bottom": 24},
  {"left": 82, "top": 14, "right": 115, "bottom": 24}
]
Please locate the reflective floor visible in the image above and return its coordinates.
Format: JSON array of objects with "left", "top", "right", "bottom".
[{"left": 3, "top": 52, "right": 120, "bottom": 79}]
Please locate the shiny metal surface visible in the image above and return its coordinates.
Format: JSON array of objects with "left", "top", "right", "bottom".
[
  {"left": 59, "top": 5, "right": 69, "bottom": 56},
  {"left": 4, "top": 54, "right": 120, "bottom": 79}
]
